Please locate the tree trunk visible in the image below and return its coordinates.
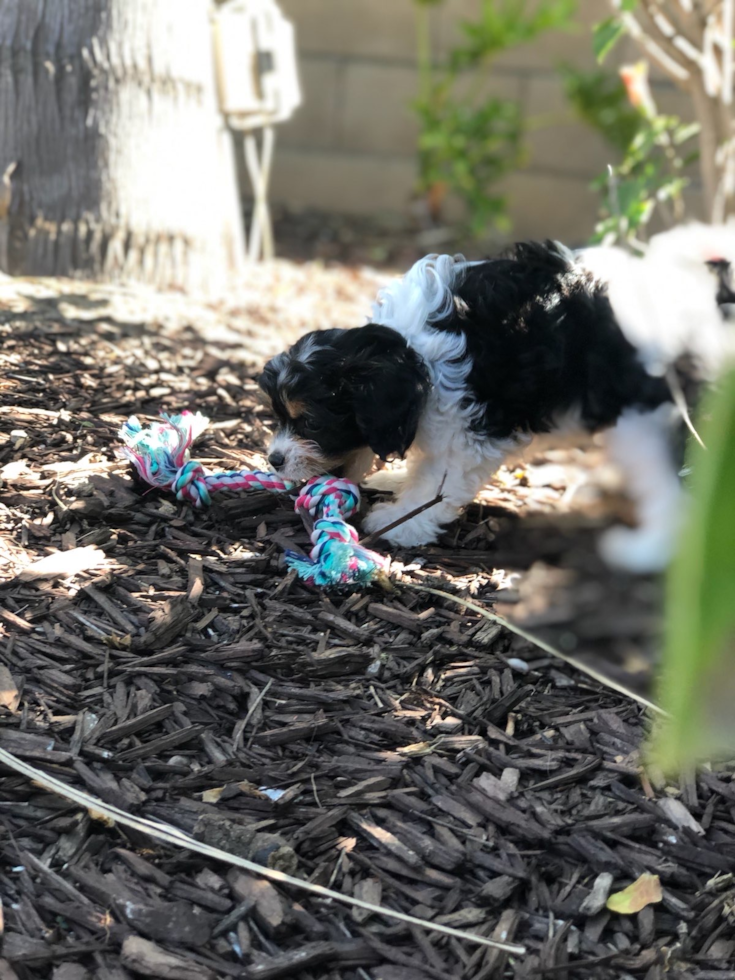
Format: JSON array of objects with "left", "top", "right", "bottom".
[{"left": 0, "top": 0, "right": 245, "bottom": 293}]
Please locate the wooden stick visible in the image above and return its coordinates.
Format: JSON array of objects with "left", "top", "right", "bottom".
[{"left": 360, "top": 472, "right": 447, "bottom": 547}]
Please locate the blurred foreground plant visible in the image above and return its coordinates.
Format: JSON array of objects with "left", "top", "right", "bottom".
[
  {"left": 651, "top": 371, "right": 735, "bottom": 771},
  {"left": 413, "top": 0, "right": 577, "bottom": 237}
]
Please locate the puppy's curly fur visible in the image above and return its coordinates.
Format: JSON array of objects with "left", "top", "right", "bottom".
[{"left": 260, "top": 225, "right": 735, "bottom": 572}]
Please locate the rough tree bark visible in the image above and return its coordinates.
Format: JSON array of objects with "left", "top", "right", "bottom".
[{"left": 0, "top": 0, "right": 245, "bottom": 292}]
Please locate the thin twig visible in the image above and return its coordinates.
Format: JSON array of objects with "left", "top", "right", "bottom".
[
  {"left": 606, "top": 164, "right": 628, "bottom": 249},
  {"left": 612, "top": 0, "right": 691, "bottom": 80},
  {"left": 360, "top": 472, "right": 447, "bottom": 547},
  {"left": 722, "top": 0, "right": 734, "bottom": 104},
  {"left": 0, "top": 746, "right": 526, "bottom": 956},
  {"left": 402, "top": 582, "right": 668, "bottom": 717}
]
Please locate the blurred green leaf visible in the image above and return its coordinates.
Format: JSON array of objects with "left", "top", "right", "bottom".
[
  {"left": 673, "top": 121, "right": 700, "bottom": 145},
  {"left": 652, "top": 371, "right": 735, "bottom": 771},
  {"left": 457, "top": 0, "right": 578, "bottom": 65},
  {"left": 561, "top": 65, "right": 643, "bottom": 152},
  {"left": 594, "top": 17, "right": 626, "bottom": 62}
]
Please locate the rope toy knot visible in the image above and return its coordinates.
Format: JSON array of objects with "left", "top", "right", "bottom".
[
  {"left": 171, "top": 460, "right": 210, "bottom": 507},
  {"left": 295, "top": 475, "right": 361, "bottom": 521},
  {"left": 118, "top": 413, "right": 387, "bottom": 589}
]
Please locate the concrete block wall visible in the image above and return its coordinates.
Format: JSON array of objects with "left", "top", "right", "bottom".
[{"left": 270, "top": 0, "right": 693, "bottom": 246}]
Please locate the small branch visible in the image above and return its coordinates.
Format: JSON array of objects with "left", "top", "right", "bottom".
[
  {"left": 702, "top": 0, "right": 724, "bottom": 16},
  {"left": 722, "top": 0, "right": 734, "bottom": 104},
  {"left": 612, "top": 1, "right": 691, "bottom": 81},
  {"left": 703, "top": 18, "right": 720, "bottom": 99},
  {"left": 644, "top": 1, "right": 702, "bottom": 56},
  {"left": 360, "top": 472, "right": 447, "bottom": 547}
]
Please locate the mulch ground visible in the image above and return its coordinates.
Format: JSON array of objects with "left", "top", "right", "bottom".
[{"left": 2, "top": 264, "right": 735, "bottom": 980}]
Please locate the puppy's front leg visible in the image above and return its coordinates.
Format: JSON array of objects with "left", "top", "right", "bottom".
[
  {"left": 598, "top": 405, "right": 683, "bottom": 573},
  {"left": 362, "top": 447, "right": 504, "bottom": 547}
]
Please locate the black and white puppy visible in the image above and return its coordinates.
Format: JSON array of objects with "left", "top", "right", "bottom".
[{"left": 259, "top": 223, "right": 735, "bottom": 573}]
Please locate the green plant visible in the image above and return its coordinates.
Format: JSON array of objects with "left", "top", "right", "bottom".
[
  {"left": 414, "top": 81, "right": 523, "bottom": 235},
  {"left": 589, "top": 2, "right": 735, "bottom": 228},
  {"left": 651, "top": 371, "right": 735, "bottom": 771},
  {"left": 413, "top": 0, "right": 578, "bottom": 237},
  {"left": 564, "top": 61, "right": 699, "bottom": 244},
  {"left": 561, "top": 66, "right": 642, "bottom": 154}
]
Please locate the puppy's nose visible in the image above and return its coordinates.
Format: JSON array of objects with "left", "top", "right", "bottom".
[{"left": 268, "top": 451, "right": 285, "bottom": 469}]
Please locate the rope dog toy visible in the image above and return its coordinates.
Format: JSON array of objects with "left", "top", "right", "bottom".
[{"left": 118, "top": 412, "right": 387, "bottom": 588}]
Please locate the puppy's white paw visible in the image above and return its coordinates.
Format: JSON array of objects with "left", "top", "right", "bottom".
[
  {"left": 598, "top": 524, "right": 672, "bottom": 574},
  {"left": 362, "top": 501, "right": 444, "bottom": 547},
  {"left": 362, "top": 468, "right": 408, "bottom": 493}
]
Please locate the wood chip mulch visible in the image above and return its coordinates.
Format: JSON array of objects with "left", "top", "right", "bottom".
[{"left": 2, "top": 268, "right": 735, "bottom": 980}]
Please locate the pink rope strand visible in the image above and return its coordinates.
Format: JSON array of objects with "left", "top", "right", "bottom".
[{"left": 118, "top": 412, "right": 387, "bottom": 588}]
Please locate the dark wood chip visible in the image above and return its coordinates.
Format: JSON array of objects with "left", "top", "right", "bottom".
[{"left": 1, "top": 270, "right": 733, "bottom": 980}]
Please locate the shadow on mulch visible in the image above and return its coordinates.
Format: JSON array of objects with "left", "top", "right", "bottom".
[{"left": 2, "top": 273, "right": 735, "bottom": 980}]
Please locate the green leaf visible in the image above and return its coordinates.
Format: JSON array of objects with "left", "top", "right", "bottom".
[
  {"left": 560, "top": 65, "right": 644, "bottom": 152},
  {"left": 652, "top": 370, "right": 735, "bottom": 770},
  {"left": 673, "top": 122, "right": 700, "bottom": 145},
  {"left": 593, "top": 17, "right": 626, "bottom": 62}
]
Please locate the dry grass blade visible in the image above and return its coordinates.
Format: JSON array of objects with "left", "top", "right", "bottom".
[
  {"left": 0, "top": 746, "right": 527, "bottom": 956},
  {"left": 402, "top": 582, "right": 668, "bottom": 716}
]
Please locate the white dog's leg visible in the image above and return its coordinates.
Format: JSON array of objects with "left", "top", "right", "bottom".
[
  {"left": 362, "top": 441, "right": 510, "bottom": 547},
  {"left": 598, "top": 405, "right": 684, "bottom": 573},
  {"left": 343, "top": 447, "right": 377, "bottom": 484},
  {"left": 362, "top": 465, "right": 409, "bottom": 494}
]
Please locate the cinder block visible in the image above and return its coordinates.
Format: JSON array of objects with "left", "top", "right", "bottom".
[
  {"left": 504, "top": 171, "right": 602, "bottom": 245},
  {"left": 336, "top": 63, "right": 524, "bottom": 158},
  {"left": 278, "top": 57, "right": 342, "bottom": 150},
  {"left": 270, "top": 148, "right": 417, "bottom": 214},
  {"left": 338, "top": 62, "right": 420, "bottom": 155},
  {"left": 525, "top": 73, "right": 617, "bottom": 179},
  {"left": 650, "top": 80, "right": 695, "bottom": 120},
  {"left": 451, "top": 68, "right": 524, "bottom": 105},
  {"left": 279, "top": 0, "right": 425, "bottom": 62}
]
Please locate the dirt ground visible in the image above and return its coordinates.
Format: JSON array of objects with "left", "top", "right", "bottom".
[{"left": 1, "top": 258, "right": 735, "bottom": 980}]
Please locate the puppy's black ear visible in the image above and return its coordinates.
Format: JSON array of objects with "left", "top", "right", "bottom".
[
  {"left": 259, "top": 330, "right": 347, "bottom": 400},
  {"left": 340, "top": 325, "right": 430, "bottom": 460},
  {"left": 258, "top": 353, "right": 285, "bottom": 401}
]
